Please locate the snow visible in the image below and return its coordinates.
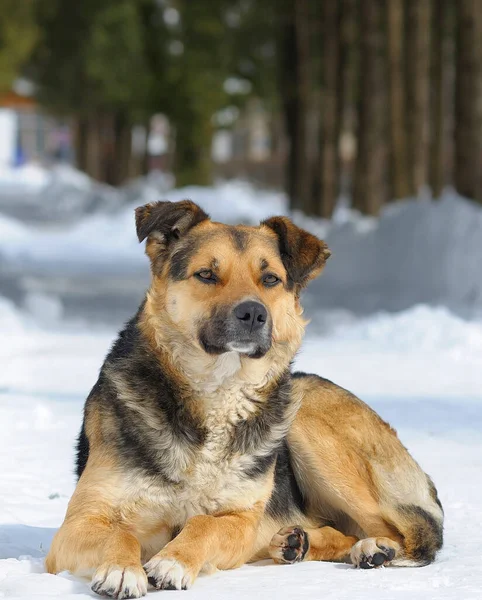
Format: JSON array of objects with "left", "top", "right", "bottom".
[
  {"left": 1, "top": 297, "right": 482, "bottom": 599},
  {"left": 315, "top": 192, "right": 482, "bottom": 317},
  {"left": 301, "top": 304, "right": 482, "bottom": 398},
  {"left": 0, "top": 164, "right": 50, "bottom": 191},
  {"left": 0, "top": 164, "right": 171, "bottom": 225}
]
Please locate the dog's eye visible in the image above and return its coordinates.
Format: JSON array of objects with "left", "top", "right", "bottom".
[
  {"left": 195, "top": 269, "right": 217, "bottom": 284},
  {"left": 262, "top": 273, "right": 280, "bottom": 287}
]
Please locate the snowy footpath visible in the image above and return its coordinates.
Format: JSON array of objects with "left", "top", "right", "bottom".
[{"left": 1, "top": 297, "right": 482, "bottom": 600}]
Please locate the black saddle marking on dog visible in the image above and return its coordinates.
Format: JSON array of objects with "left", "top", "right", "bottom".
[{"left": 267, "top": 442, "right": 306, "bottom": 520}]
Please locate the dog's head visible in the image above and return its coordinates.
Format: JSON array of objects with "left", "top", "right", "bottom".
[{"left": 136, "top": 200, "right": 330, "bottom": 359}]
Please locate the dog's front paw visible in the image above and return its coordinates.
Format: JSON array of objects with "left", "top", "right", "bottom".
[
  {"left": 350, "top": 537, "right": 398, "bottom": 569},
  {"left": 91, "top": 564, "right": 147, "bottom": 599},
  {"left": 144, "top": 556, "right": 194, "bottom": 590},
  {"left": 269, "top": 526, "right": 309, "bottom": 564}
]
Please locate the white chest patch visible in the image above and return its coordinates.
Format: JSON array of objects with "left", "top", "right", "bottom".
[{"left": 188, "top": 351, "right": 242, "bottom": 395}]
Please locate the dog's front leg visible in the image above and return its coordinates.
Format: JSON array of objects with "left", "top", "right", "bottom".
[
  {"left": 144, "top": 502, "right": 265, "bottom": 590},
  {"left": 46, "top": 513, "right": 148, "bottom": 599}
]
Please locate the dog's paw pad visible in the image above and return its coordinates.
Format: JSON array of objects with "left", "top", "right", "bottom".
[
  {"left": 269, "top": 526, "right": 309, "bottom": 564},
  {"left": 91, "top": 565, "right": 147, "bottom": 599},
  {"left": 351, "top": 538, "right": 398, "bottom": 569},
  {"left": 144, "top": 557, "right": 192, "bottom": 590}
]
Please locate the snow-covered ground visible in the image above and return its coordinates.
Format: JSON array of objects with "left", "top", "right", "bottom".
[
  {"left": 1, "top": 165, "right": 482, "bottom": 598},
  {"left": 1, "top": 296, "right": 482, "bottom": 600}
]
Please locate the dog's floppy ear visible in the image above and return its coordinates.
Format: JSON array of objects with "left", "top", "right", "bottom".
[
  {"left": 135, "top": 199, "right": 209, "bottom": 243},
  {"left": 262, "top": 216, "right": 331, "bottom": 289},
  {"left": 135, "top": 200, "right": 209, "bottom": 269}
]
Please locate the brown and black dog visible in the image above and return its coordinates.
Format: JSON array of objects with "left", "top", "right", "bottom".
[{"left": 46, "top": 200, "right": 443, "bottom": 598}]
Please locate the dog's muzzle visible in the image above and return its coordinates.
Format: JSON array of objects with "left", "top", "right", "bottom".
[{"left": 199, "top": 300, "right": 272, "bottom": 358}]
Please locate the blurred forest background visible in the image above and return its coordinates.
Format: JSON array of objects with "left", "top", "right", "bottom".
[{"left": 1, "top": 0, "right": 482, "bottom": 217}]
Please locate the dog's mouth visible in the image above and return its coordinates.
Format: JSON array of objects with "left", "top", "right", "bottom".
[
  {"left": 227, "top": 341, "right": 258, "bottom": 354},
  {"left": 227, "top": 340, "right": 272, "bottom": 358},
  {"left": 199, "top": 335, "right": 271, "bottom": 359}
]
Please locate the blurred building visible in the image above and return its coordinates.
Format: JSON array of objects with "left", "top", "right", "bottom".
[{"left": 0, "top": 81, "right": 74, "bottom": 168}]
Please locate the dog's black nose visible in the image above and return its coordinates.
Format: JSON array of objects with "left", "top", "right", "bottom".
[{"left": 234, "top": 301, "right": 268, "bottom": 332}]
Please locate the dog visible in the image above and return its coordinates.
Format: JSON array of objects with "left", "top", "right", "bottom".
[{"left": 46, "top": 200, "right": 443, "bottom": 598}]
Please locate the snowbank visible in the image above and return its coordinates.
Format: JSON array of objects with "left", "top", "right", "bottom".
[
  {"left": 314, "top": 192, "right": 482, "bottom": 317},
  {"left": 0, "top": 164, "right": 172, "bottom": 224},
  {"left": 319, "top": 304, "right": 482, "bottom": 352},
  {"left": 298, "top": 304, "right": 482, "bottom": 399},
  {"left": 0, "top": 295, "right": 26, "bottom": 333},
  {"left": 0, "top": 163, "right": 50, "bottom": 192}
]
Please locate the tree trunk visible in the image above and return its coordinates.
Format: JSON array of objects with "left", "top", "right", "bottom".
[
  {"left": 141, "top": 120, "right": 151, "bottom": 176},
  {"left": 112, "top": 113, "right": 132, "bottom": 186},
  {"left": 293, "top": 0, "right": 312, "bottom": 212},
  {"left": 429, "top": 0, "right": 451, "bottom": 198},
  {"left": 454, "top": 0, "right": 482, "bottom": 202},
  {"left": 319, "top": 0, "right": 341, "bottom": 219},
  {"left": 278, "top": 0, "right": 311, "bottom": 212},
  {"left": 98, "top": 114, "right": 114, "bottom": 185},
  {"left": 174, "top": 115, "right": 212, "bottom": 187},
  {"left": 353, "top": 0, "right": 388, "bottom": 216},
  {"left": 84, "top": 114, "right": 102, "bottom": 182},
  {"left": 387, "top": 0, "right": 410, "bottom": 200},
  {"left": 406, "top": 0, "right": 432, "bottom": 196},
  {"left": 74, "top": 117, "right": 88, "bottom": 173},
  {"left": 338, "top": 0, "right": 359, "bottom": 200}
]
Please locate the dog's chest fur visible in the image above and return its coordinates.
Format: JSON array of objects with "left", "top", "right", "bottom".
[
  {"left": 178, "top": 359, "right": 262, "bottom": 491},
  {"left": 116, "top": 353, "right": 282, "bottom": 530}
]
